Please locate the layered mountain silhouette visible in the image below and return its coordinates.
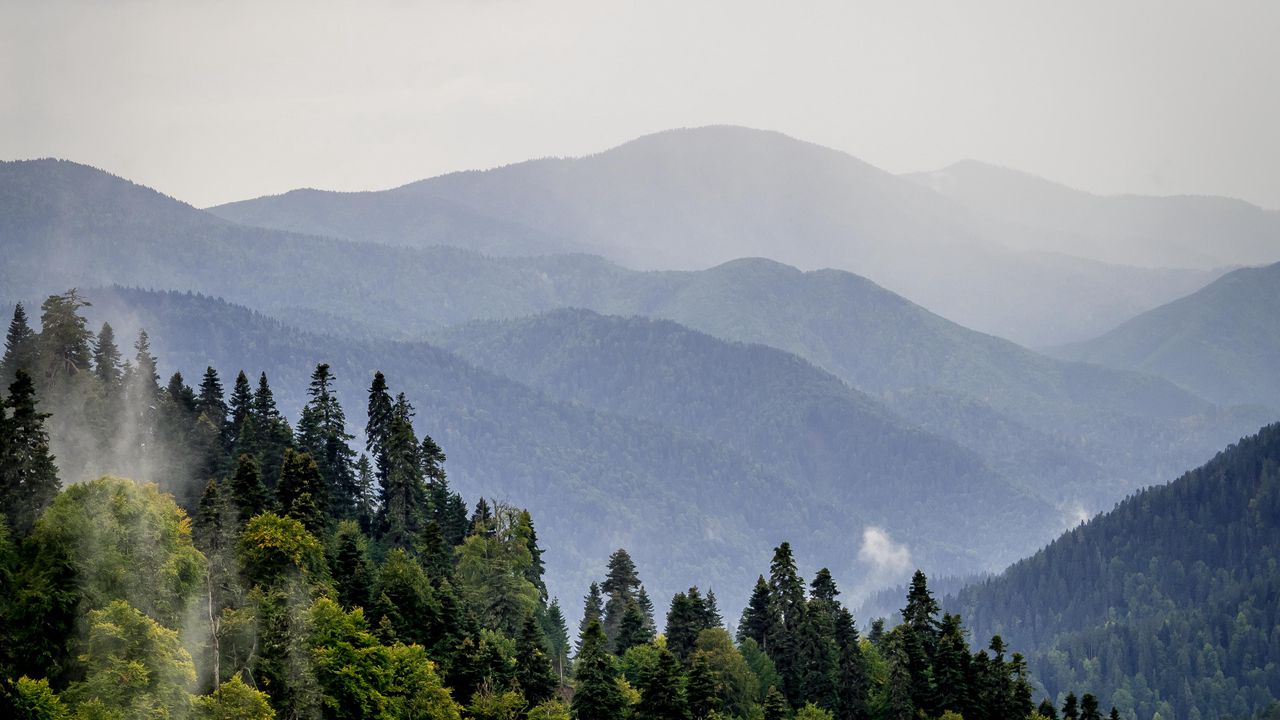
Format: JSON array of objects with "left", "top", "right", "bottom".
[{"left": 207, "top": 126, "right": 1237, "bottom": 346}]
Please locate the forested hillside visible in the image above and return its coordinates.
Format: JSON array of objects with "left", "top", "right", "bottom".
[
  {"left": 948, "top": 423, "right": 1280, "bottom": 720},
  {"left": 1054, "top": 262, "right": 1280, "bottom": 411},
  {"left": 8, "top": 288, "right": 1065, "bottom": 616},
  {"left": 0, "top": 290, "right": 1114, "bottom": 720}
]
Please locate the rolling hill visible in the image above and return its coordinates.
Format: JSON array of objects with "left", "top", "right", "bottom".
[
  {"left": 207, "top": 126, "right": 1220, "bottom": 346},
  {"left": 1052, "top": 262, "right": 1280, "bottom": 412},
  {"left": 946, "top": 421, "right": 1280, "bottom": 720}
]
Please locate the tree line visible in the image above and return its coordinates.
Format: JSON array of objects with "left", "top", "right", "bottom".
[{"left": 0, "top": 291, "right": 1123, "bottom": 720}]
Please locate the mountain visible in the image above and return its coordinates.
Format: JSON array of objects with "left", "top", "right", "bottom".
[
  {"left": 907, "top": 159, "right": 1280, "bottom": 270},
  {"left": 68, "top": 287, "right": 1054, "bottom": 614},
  {"left": 435, "top": 309, "right": 1063, "bottom": 517},
  {"left": 207, "top": 126, "right": 1221, "bottom": 346},
  {"left": 2, "top": 158, "right": 1267, "bottom": 514},
  {"left": 1052, "top": 262, "right": 1280, "bottom": 412},
  {"left": 946, "top": 422, "right": 1280, "bottom": 720}
]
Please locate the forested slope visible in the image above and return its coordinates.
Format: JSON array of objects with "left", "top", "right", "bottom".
[{"left": 949, "top": 423, "right": 1280, "bottom": 720}]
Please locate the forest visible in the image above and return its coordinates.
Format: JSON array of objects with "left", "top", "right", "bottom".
[{"left": 0, "top": 291, "right": 1127, "bottom": 719}]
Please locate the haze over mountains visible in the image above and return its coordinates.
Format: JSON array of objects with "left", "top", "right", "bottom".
[
  {"left": 2, "top": 131, "right": 1277, "bottom": 608},
  {"left": 209, "top": 126, "right": 1263, "bottom": 346}
]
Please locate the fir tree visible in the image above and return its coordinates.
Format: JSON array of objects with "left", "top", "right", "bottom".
[
  {"left": 614, "top": 599, "right": 654, "bottom": 655},
  {"left": 1080, "top": 693, "right": 1102, "bottom": 720},
  {"left": 366, "top": 371, "right": 394, "bottom": 484},
  {"left": 578, "top": 582, "right": 604, "bottom": 653},
  {"left": 768, "top": 542, "right": 807, "bottom": 705},
  {"left": 762, "top": 686, "right": 790, "bottom": 720},
  {"left": 227, "top": 370, "right": 253, "bottom": 441},
  {"left": 833, "top": 606, "right": 868, "bottom": 720},
  {"left": 36, "top": 290, "right": 93, "bottom": 380},
  {"left": 91, "top": 321, "right": 122, "bottom": 389},
  {"left": 1062, "top": 691, "right": 1079, "bottom": 720},
  {"left": 331, "top": 520, "right": 373, "bottom": 611},
  {"left": 686, "top": 652, "right": 719, "bottom": 719},
  {"left": 637, "top": 644, "right": 689, "bottom": 720},
  {"left": 1, "top": 303, "right": 37, "bottom": 385},
  {"left": 739, "top": 575, "right": 773, "bottom": 648},
  {"left": 1039, "top": 698, "right": 1060, "bottom": 720},
  {"left": 0, "top": 370, "right": 59, "bottom": 536},
  {"left": 376, "top": 396, "right": 426, "bottom": 550},
  {"left": 196, "top": 366, "right": 228, "bottom": 432},
  {"left": 543, "top": 598, "right": 572, "bottom": 684},
  {"left": 228, "top": 453, "right": 270, "bottom": 524},
  {"left": 572, "top": 619, "right": 625, "bottom": 720},
  {"left": 276, "top": 449, "right": 326, "bottom": 535},
  {"left": 516, "top": 612, "right": 559, "bottom": 704},
  {"left": 301, "top": 363, "right": 357, "bottom": 519}
]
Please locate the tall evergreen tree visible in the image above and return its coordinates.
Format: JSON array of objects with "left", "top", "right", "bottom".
[
  {"left": 572, "top": 619, "right": 625, "bottom": 720},
  {"left": 686, "top": 652, "right": 720, "bottom": 720},
  {"left": 614, "top": 599, "right": 654, "bottom": 655},
  {"left": 36, "top": 290, "right": 93, "bottom": 381},
  {"left": 516, "top": 612, "right": 559, "bottom": 704},
  {"left": 542, "top": 598, "right": 573, "bottom": 684},
  {"left": 331, "top": 520, "right": 373, "bottom": 611},
  {"left": 196, "top": 366, "right": 228, "bottom": 432},
  {"left": 602, "top": 548, "right": 642, "bottom": 650},
  {"left": 1, "top": 303, "right": 37, "bottom": 385},
  {"left": 1062, "top": 692, "right": 1079, "bottom": 720},
  {"left": 227, "top": 370, "right": 253, "bottom": 441},
  {"left": 578, "top": 582, "right": 604, "bottom": 653},
  {"left": 276, "top": 449, "right": 326, "bottom": 535},
  {"left": 300, "top": 363, "right": 357, "bottom": 518},
  {"left": 366, "top": 371, "right": 394, "bottom": 484},
  {"left": 833, "top": 606, "right": 868, "bottom": 720},
  {"left": 228, "top": 453, "right": 270, "bottom": 525},
  {"left": 91, "top": 322, "right": 122, "bottom": 389},
  {"left": 637, "top": 644, "right": 689, "bottom": 720},
  {"left": 0, "top": 370, "right": 59, "bottom": 536},
  {"left": 768, "top": 542, "right": 807, "bottom": 705},
  {"left": 739, "top": 575, "right": 773, "bottom": 648},
  {"left": 1080, "top": 693, "right": 1102, "bottom": 720},
  {"left": 376, "top": 395, "right": 426, "bottom": 550}
]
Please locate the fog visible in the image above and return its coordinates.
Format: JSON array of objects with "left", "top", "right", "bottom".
[{"left": 3, "top": 0, "right": 1278, "bottom": 210}]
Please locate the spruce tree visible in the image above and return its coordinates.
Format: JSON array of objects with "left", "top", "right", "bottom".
[
  {"left": 637, "top": 644, "right": 689, "bottom": 720},
  {"left": 1062, "top": 691, "right": 1079, "bottom": 720},
  {"left": 227, "top": 370, "right": 253, "bottom": 441},
  {"left": 614, "top": 599, "right": 654, "bottom": 655},
  {"left": 572, "top": 619, "right": 624, "bottom": 720},
  {"left": 376, "top": 397, "right": 426, "bottom": 550},
  {"left": 686, "top": 652, "right": 719, "bottom": 719},
  {"left": 901, "top": 570, "right": 940, "bottom": 714},
  {"left": 331, "top": 520, "right": 373, "bottom": 611},
  {"left": 0, "top": 370, "right": 59, "bottom": 536},
  {"left": 542, "top": 598, "right": 572, "bottom": 684},
  {"left": 276, "top": 449, "right": 326, "bottom": 534},
  {"left": 578, "top": 582, "right": 604, "bottom": 653},
  {"left": 196, "top": 367, "right": 227, "bottom": 432},
  {"left": 933, "top": 613, "right": 971, "bottom": 716},
  {"left": 1, "top": 303, "right": 37, "bottom": 385},
  {"left": 36, "top": 290, "right": 93, "bottom": 380},
  {"left": 833, "top": 606, "right": 868, "bottom": 720},
  {"left": 739, "top": 575, "right": 773, "bottom": 648},
  {"left": 516, "top": 612, "right": 559, "bottom": 704},
  {"left": 228, "top": 453, "right": 270, "bottom": 525},
  {"left": 366, "top": 371, "right": 394, "bottom": 483},
  {"left": 91, "top": 322, "right": 122, "bottom": 389},
  {"left": 768, "top": 542, "right": 807, "bottom": 705},
  {"left": 300, "top": 363, "right": 357, "bottom": 518},
  {"left": 762, "top": 686, "right": 789, "bottom": 720},
  {"left": 1080, "top": 694, "right": 1102, "bottom": 720},
  {"left": 1038, "top": 698, "right": 1060, "bottom": 720},
  {"left": 602, "top": 548, "right": 642, "bottom": 650}
]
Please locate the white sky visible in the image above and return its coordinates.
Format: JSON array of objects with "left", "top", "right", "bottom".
[{"left": 3, "top": 0, "right": 1278, "bottom": 209}]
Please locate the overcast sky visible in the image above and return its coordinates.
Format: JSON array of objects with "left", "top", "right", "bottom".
[{"left": 3, "top": 0, "right": 1278, "bottom": 209}]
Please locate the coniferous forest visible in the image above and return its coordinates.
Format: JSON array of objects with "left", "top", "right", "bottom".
[{"left": 0, "top": 292, "right": 1137, "bottom": 720}]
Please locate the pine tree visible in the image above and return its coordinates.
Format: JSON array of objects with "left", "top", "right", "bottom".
[
  {"left": 901, "top": 570, "right": 940, "bottom": 714},
  {"left": 933, "top": 613, "right": 971, "bottom": 716},
  {"left": 36, "top": 291, "right": 93, "bottom": 381},
  {"left": 614, "top": 599, "right": 654, "bottom": 655},
  {"left": 366, "top": 371, "right": 394, "bottom": 484},
  {"left": 1080, "top": 693, "right": 1102, "bottom": 720},
  {"left": 0, "top": 370, "right": 59, "bottom": 536},
  {"left": 516, "top": 612, "right": 559, "bottom": 704},
  {"left": 376, "top": 396, "right": 426, "bottom": 550},
  {"left": 768, "top": 542, "right": 807, "bottom": 705},
  {"left": 331, "top": 520, "right": 373, "bottom": 611},
  {"left": 739, "top": 575, "right": 773, "bottom": 648},
  {"left": 637, "top": 644, "right": 689, "bottom": 720},
  {"left": 578, "top": 582, "right": 604, "bottom": 653},
  {"left": 762, "top": 686, "right": 790, "bottom": 720},
  {"left": 228, "top": 453, "right": 270, "bottom": 525},
  {"left": 353, "top": 454, "right": 376, "bottom": 532},
  {"left": 542, "top": 598, "right": 572, "bottom": 684},
  {"left": 602, "top": 548, "right": 642, "bottom": 650},
  {"left": 686, "top": 651, "right": 719, "bottom": 719},
  {"left": 572, "top": 619, "right": 624, "bottom": 720},
  {"left": 1, "top": 303, "right": 37, "bottom": 385},
  {"left": 1062, "top": 692, "right": 1079, "bottom": 720},
  {"left": 301, "top": 363, "right": 357, "bottom": 519},
  {"left": 91, "top": 322, "right": 122, "bottom": 389},
  {"left": 883, "top": 632, "right": 915, "bottom": 720},
  {"left": 704, "top": 590, "right": 722, "bottom": 628},
  {"left": 276, "top": 449, "right": 326, "bottom": 535},
  {"left": 833, "top": 607, "right": 868, "bottom": 720},
  {"left": 636, "top": 585, "right": 656, "bottom": 631},
  {"left": 196, "top": 367, "right": 228, "bottom": 434},
  {"left": 227, "top": 370, "right": 253, "bottom": 441}
]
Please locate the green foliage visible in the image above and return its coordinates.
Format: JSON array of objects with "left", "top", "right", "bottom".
[
  {"left": 1, "top": 369, "right": 60, "bottom": 536},
  {"left": 62, "top": 600, "right": 195, "bottom": 719},
  {"left": 793, "top": 703, "right": 831, "bottom": 720},
  {"left": 527, "top": 699, "right": 572, "bottom": 720},
  {"left": 952, "top": 422, "right": 1280, "bottom": 720},
  {"left": 235, "top": 512, "right": 327, "bottom": 589},
  {"left": 572, "top": 619, "right": 625, "bottom": 720},
  {"left": 192, "top": 675, "right": 274, "bottom": 720},
  {"left": 9, "top": 676, "right": 69, "bottom": 720}
]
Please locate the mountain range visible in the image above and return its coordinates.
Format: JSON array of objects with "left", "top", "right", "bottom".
[{"left": 208, "top": 126, "right": 1262, "bottom": 346}]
